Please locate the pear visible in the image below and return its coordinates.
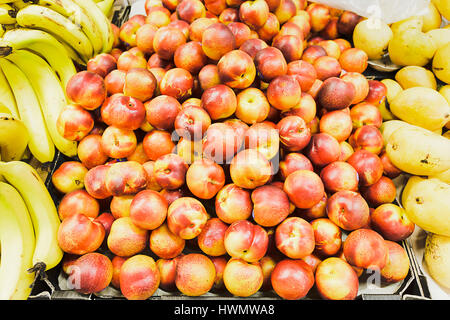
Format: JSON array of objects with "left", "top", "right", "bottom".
[
  {"left": 390, "top": 87, "right": 450, "bottom": 131},
  {"left": 432, "top": 43, "right": 450, "bottom": 84},
  {"left": 377, "top": 100, "right": 397, "bottom": 121},
  {"left": 388, "top": 28, "right": 437, "bottom": 66},
  {"left": 439, "top": 85, "right": 450, "bottom": 105},
  {"left": 395, "top": 66, "right": 437, "bottom": 90},
  {"left": 353, "top": 18, "right": 393, "bottom": 60},
  {"left": 381, "top": 79, "right": 403, "bottom": 102},
  {"left": 432, "top": 0, "right": 450, "bottom": 20},
  {"left": 424, "top": 233, "right": 450, "bottom": 289},
  {"left": 419, "top": 2, "right": 442, "bottom": 32},
  {"left": 426, "top": 28, "right": 450, "bottom": 50},
  {"left": 390, "top": 16, "right": 423, "bottom": 34},
  {"left": 378, "top": 79, "right": 402, "bottom": 121}
]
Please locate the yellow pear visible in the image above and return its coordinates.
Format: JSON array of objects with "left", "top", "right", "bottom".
[
  {"left": 377, "top": 100, "right": 397, "bottom": 121},
  {"left": 353, "top": 18, "right": 393, "bottom": 60},
  {"left": 388, "top": 28, "right": 437, "bottom": 66},
  {"left": 432, "top": 42, "right": 450, "bottom": 84},
  {"left": 441, "top": 85, "right": 450, "bottom": 130},
  {"left": 395, "top": 66, "right": 437, "bottom": 90},
  {"left": 381, "top": 79, "right": 403, "bottom": 102},
  {"left": 430, "top": 168, "right": 450, "bottom": 183},
  {"left": 432, "top": 0, "right": 450, "bottom": 20},
  {"left": 419, "top": 3, "right": 442, "bottom": 32},
  {"left": 426, "top": 28, "right": 450, "bottom": 50},
  {"left": 439, "top": 85, "right": 450, "bottom": 104},
  {"left": 390, "top": 16, "right": 423, "bottom": 34},
  {"left": 378, "top": 79, "right": 402, "bottom": 121},
  {"left": 390, "top": 87, "right": 450, "bottom": 131},
  {"left": 424, "top": 233, "right": 450, "bottom": 289},
  {"left": 402, "top": 177, "right": 450, "bottom": 236}
]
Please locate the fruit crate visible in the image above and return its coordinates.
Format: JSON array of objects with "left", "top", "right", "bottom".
[{"left": 25, "top": 0, "right": 438, "bottom": 301}]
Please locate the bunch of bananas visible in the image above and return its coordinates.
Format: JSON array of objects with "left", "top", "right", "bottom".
[
  {"left": 0, "top": 0, "right": 116, "bottom": 164},
  {"left": 0, "top": 0, "right": 116, "bottom": 299},
  {"left": 0, "top": 160, "right": 62, "bottom": 300},
  {"left": 0, "top": 48, "right": 76, "bottom": 163},
  {"left": 0, "top": 0, "right": 115, "bottom": 63}
]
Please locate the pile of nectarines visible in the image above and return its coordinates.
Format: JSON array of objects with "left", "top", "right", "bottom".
[{"left": 53, "top": 0, "right": 414, "bottom": 300}]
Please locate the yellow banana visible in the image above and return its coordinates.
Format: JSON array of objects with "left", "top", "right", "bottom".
[
  {"left": 0, "top": 102, "right": 12, "bottom": 114},
  {"left": 6, "top": 50, "right": 78, "bottom": 157},
  {"left": 16, "top": 5, "right": 94, "bottom": 60},
  {"left": 12, "top": 0, "right": 32, "bottom": 10},
  {"left": 0, "top": 66, "right": 19, "bottom": 118},
  {"left": 0, "top": 58, "right": 55, "bottom": 163},
  {"left": 0, "top": 4, "right": 17, "bottom": 24},
  {"left": 0, "top": 28, "right": 77, "bottom": 96},
  {"left": 0, "top": 161, "right": 63, "bottom": 272},
  {"left": 35, "top": 0, "right": 104, "bottom": 54},
  {"left": 0, "top": 112, "right": 29, "bottom": 161},
  {"left": 0, "top": 181, "right": 34, "bottom": 300},
  {"left": 70, "top": 0, "right": 114, "bottom": 53},
  {"left": 0, "top": 182, "right": 35, "bottom": 300},
  {"left": 96, "top": 0, "right": 114, "bottom": 17},
  {"left": 1, "top": 22, "right": 17, "bottom": 32},
  {"left": 0, "top": 100, "right": 31, "bottom": 163},
  {"left": 0, "top": 190, "right": 25, "bottom": 300},
  {"left": 21, "top": 148, "right": 31, "bottom": 161},
  {"left": 58, "top": 37, "right": 88, "bottom": 65}
]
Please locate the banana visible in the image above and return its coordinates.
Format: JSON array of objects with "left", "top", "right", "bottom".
[
  {"left": 0, "top": 192, "right": 25, "bottom": 300},
  {"left": 0, "top": 181, "right": 35, "bottom": 300},
  {"left": 15, "top": 5, "right": 94, "bottom": 61},
  {"left": 21, "top": 148, "right": 31, "bottom": 161},
  {"left": 96, "top": 0, "right": 114, "bottom": 17},
  {"left": 12, "top": 0, "right": 34, "bottom": 10},
  {"left": 0, "top": 4, "right": 17, "bottom": 24},
  {"left": 0, "top": 66, "right": 19, "bottom": 118},
  {"left": 70, "top": 0, "right": 114, "bottom": 53},
  {"left": 6, "top": 50, "right": 78, "bottom": 157},
  {"left": 35, "top": 0, "right": 104, "bottom": 54},
  {"left": 0, "top": 58, "right": 55, "bottom": 163},
  {"left": 0, "top": 112, "right": 29, "bottom": 161},
  {"left": 1, "top": 22, "right": 17, "bottom": 32},
  {"left": 0, "top": 182, "right": 35, "bottom": 300},
  {"left": 58, "top": 37, "right": 88, "bottom": 65},
  {"left": 0, "top": 28, "right": 77, "bottom": 93},
  {"left": 0, "top": 102, "right": 12, "bottom": 114},
  {"left": 0, "top": 161, "right": 63, "bottom": 272}
]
